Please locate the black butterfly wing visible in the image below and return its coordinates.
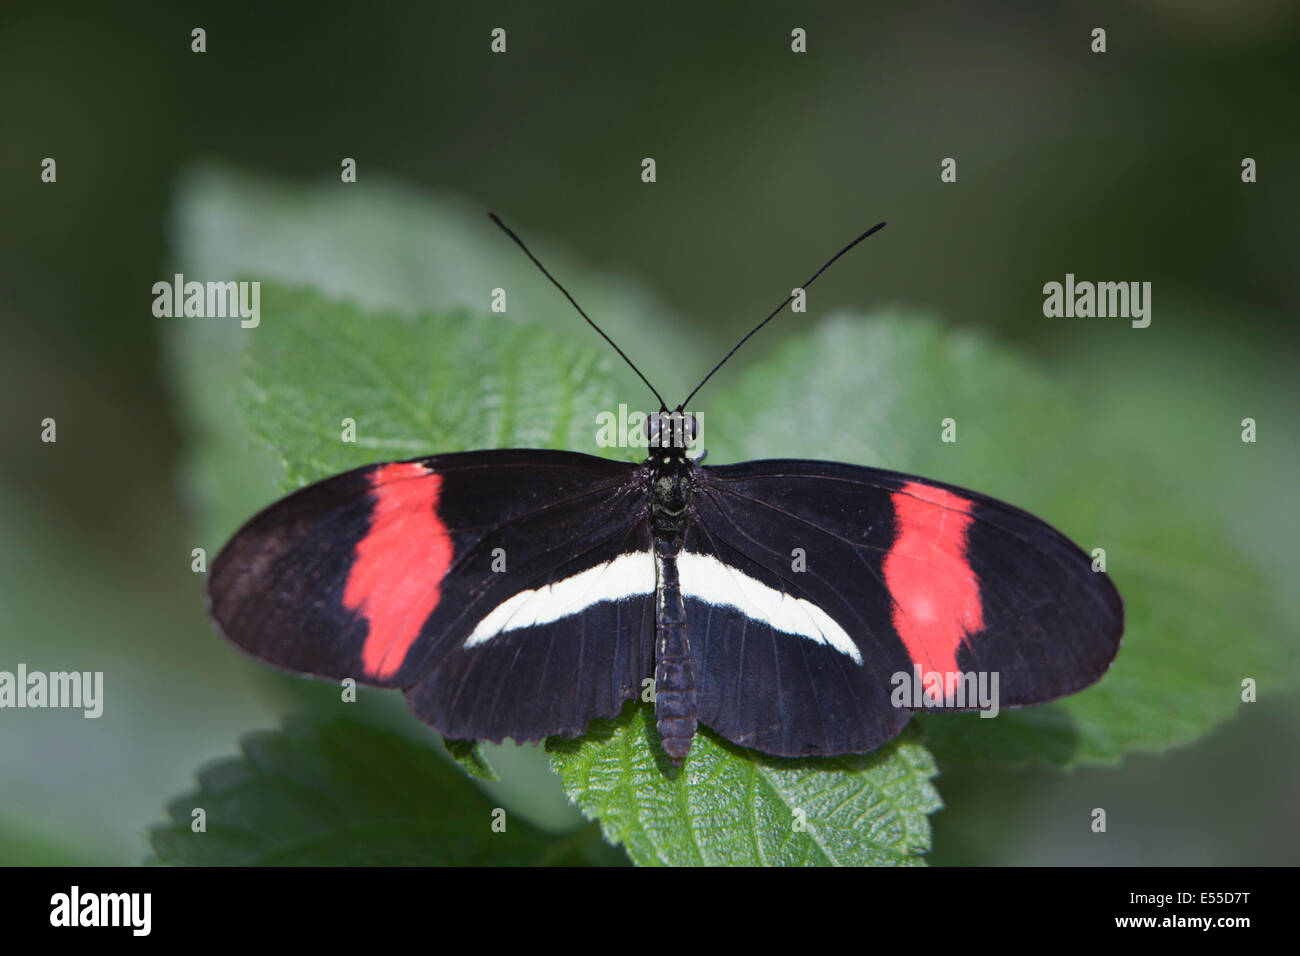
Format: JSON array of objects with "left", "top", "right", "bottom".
[
  {"left": 208, "top": 449, "right": 655, "bottom": 744},
  {"left": 687, "top": 459, "right": 1124, "bottom": 757}
]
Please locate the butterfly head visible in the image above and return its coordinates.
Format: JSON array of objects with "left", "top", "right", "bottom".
[{"left": 646, "top": 411, "right": 698, "bottom": 455}]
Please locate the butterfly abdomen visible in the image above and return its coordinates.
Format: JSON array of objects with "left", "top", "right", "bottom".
[{"left": 653, "top": 535, "right": 697, "bottom": 764}]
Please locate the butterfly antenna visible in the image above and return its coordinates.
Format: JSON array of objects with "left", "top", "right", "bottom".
[
  {"left": 489, "top": 213, "right": 668, "bottom": 411},
  {"left": 678, "top": 221, "right": 887, "bottom": 410}
]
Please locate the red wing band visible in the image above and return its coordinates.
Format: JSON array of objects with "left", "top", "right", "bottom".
[
  {"left": 344, "top": 462, "right": 453, "bottom": 679},
  {"left": 882, "top": 481, "right": 985, "bottom": 697}
]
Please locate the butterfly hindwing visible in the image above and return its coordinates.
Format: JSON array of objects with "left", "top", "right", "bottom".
[
  {"left": 208, "top": 449, "right": 655, "bottom": 742},
  {"left": 408, "top": 570, "right": 655, "bottom": 743}
]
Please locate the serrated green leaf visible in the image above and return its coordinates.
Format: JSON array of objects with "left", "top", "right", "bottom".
[
  {"left": 148, "top": 716, "right": 622, "bottom": 865},
  {"left": 238, "top": 284, "right": 626, "bottom": 486},
  {"left": 548, "top": 704, "right": 941, "bottom": 866},
  {"left": 704, "top": 312, "right": 1288, "bottom": 770}
]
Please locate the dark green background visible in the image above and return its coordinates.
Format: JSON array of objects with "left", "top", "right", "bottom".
[{"left": 2, "top": 2, "right": 1297, "bottom": 864}]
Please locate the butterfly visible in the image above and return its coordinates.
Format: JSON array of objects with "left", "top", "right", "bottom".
[{"left": 208, "top": 216, "right": 1123, "bottom": 765}]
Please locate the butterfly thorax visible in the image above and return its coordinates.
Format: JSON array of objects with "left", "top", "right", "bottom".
[{"left": 648, "top": 454, "right": 695, "bottom": 536}]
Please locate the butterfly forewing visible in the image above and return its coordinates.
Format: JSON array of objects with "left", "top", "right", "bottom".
[
  {"left": 208, "top": 449, "right": 656, "bottom": 742},
  {"left": 691, "top": 460, "right": 1124, "bottom": 752}
]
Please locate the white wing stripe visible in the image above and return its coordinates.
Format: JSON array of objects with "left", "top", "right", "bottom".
[
  {"left": 464, "top": 548, "right": 860, "bottom": 664},
  {"left": 677, "top": 551, "right": 862, "bottom": 664},
  {"left": 464, "top": 551, "right": 655, "bottom": 647}
]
